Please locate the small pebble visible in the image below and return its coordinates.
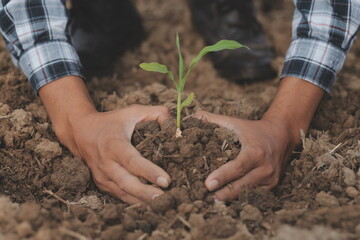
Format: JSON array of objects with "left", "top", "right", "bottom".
[
  {"left": 345, "top": 186, "right": 359, "bottom": 198},
  {"left": 342, "top": 167, "right": 356, "bottom": 186},
  {"left": 240, "top": 204, "right": 263, "bottom": 222},
  {"left": 16, "top": 221, "right": 33, "bottom": 238},
  {"left": 315, "top": 191, "right": 340, "bottom": 207}
]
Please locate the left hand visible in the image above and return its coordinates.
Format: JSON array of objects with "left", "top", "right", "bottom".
[{"left": 194, "top": 109, "right": 297, "bottom": 201}]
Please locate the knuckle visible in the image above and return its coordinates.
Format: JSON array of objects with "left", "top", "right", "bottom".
[
  {"left": 248, "top": 146, "right": 266, "bottom": 160},
  {"left": 157, "top": 105, "right": 169, "bottom": 114},
  {"left": 93, "top": 176, "right": 107, "bottom": 190},
  {"left": 98, "top": 137, "right": 119, "bottom": 157},
  {"left": 120, "top": 153, "right": 135, "bottom": 167},
  {"left": 233, "top": 161, "right": 246, "bottom": 176},
  {"left": 268, "top": 175, "right": 280, "bottom": 188},
  {"left": 97, "top": 163, "right": 107, "bottom": 174},
  {"left": 116, "top": 189, "right": 129, "bottom": 201},
  {"left": 93, "top": 159, "right": 112, "bottom": 176},
  {"left": 262, "top": 165, "right": 276, "bottom": 177},
  {"left": 101, "top": 140, "right": 117, "bottom": 154}
]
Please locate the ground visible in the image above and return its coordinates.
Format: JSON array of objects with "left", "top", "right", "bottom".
[{"left": 0, "top": 0, "right": 360, "bottom": 239}]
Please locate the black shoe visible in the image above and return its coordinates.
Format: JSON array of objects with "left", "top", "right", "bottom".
[
  {"left": 70, "top": 0, "right": 145, "bottom": 78},
  {"left": 187, "top": 0, "right": 276, "bottom": 82}
]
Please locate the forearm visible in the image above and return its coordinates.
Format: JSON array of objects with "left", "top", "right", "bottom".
[
  {"left": 38, "top": 76, "right": 96, "bottom": 144},
  {"left": 262, "top": 76, "right": 324, "bottom": 145}
]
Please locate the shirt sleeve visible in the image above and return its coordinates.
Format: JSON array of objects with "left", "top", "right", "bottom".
[
  {"left": 281, "top": 0, "right": 360, "bottom": 92},
  {"left": 0, "top": 0, "right": 84, "bottom": 94}
]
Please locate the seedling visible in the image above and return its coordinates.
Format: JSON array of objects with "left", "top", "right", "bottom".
[{"left": 140, "top": 33, "right": 248, "bottom": 137}]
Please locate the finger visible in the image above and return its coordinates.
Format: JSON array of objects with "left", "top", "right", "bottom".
[
  {"left": 213, "top": 168, "right": 266, "bottom": 201},
  {"left": 103, "top": 181, "right": 144, "bottom": 204},
  {"left": 112, "top": 140, "right": 171, "bottom": 188},
  {"left": 205, "top": 149, "right": 257, "bottom": 191},
  {"left": 105, "top": 161, "right": 165, "bottom": 201},
  {"left": 92, "top": 169, "right": 143, "bottom": 204},
  {"left": 132, "top": 105, "right": 171, "bottom": 124},
  {"left": 122, "top": 105, "right": 171, "bottom": 138},
  {"left": 194, "top": 109, "right": 235, "bottom": 130},
  {"left": 143, "top": 105, "right": 171, "bottom": 124}
]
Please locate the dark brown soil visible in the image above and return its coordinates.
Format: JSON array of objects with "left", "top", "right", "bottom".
[
  {"left": 133, "top": 117, "right": 240, "bottom": 202},
  {"left": 1, "top": 0, "right": 360, "bottom": 239}
]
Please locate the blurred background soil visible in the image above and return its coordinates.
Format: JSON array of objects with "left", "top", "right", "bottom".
[{"left": 0, "top": 0, "right": 359, "bottom": 239}]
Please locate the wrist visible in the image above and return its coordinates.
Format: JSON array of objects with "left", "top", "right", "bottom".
[
  {"left": 39, "top": 76, "right": 97, "bottom": 143},
  {"left": 262, "top": 76, "right": 324, "bottom": 145}
]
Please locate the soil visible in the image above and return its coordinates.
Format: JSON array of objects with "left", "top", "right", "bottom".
[
  {"left": 1, "top": 0, "right": 360, "bottom": 239},
  {"left": 132, "top": 117, "right": 240, "bottom": 203}
]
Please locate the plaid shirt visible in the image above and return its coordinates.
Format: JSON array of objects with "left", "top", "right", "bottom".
[
  {"left": 0, "top": 0, "right": 359, "bottom": 94},
  {"left": 281, "top": 0, "right": 360, "bottom": 92},
  {"left": 0, "top": 0, "right": 83, "bottom": 94}
]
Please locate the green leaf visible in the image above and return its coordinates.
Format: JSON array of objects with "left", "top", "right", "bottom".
[
  {"left": 181, "top": 40, "right": 249, "bottom": 90},
  {"left": 192, "top": 40, "right": 249, "bottom": 68},
  {"left": 139, "top": 62, "right": 169, "bottom": 73},
  {"left": 139, "top": 62, "right": 177, "bottom": 88},
  {"left": 176, "top": 33, "right": 185, "bottom": 85},
  {"left": 168, "top": 71, "right": 175, "bottom": 81},
  {"left": 181, "top": 92, "right": 195, "bottom": 108}
]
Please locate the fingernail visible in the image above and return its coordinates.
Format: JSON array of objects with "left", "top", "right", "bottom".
[
  {"left": 156, "top": 176, "right": 169, "bottom": 187},
  {"left": 214, "top": 198, "right": 223, "bottom": 204},
  {"left": 152, "top": 194, "right": 160, "bottom": 200},
  {"left": 208, "top": 180, "right": 219, "bottom": 191}
]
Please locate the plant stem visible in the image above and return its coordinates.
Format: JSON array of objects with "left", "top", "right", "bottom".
[{"left": 177, "top": 90, "right": 182, "bottom": 129}]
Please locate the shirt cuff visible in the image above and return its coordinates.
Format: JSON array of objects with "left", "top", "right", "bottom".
[
  {"left": 280, "top": 38, "right": 346, "bottom": 93},
  {"left": 18, "top": 40, "right": 84, "bottom": 95}
]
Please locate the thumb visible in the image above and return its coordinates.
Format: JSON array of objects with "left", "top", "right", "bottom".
[
  {"left": 137, "top": 105, "right": 171, "bottom": 124},
  {"left": 122, "top": 105, "right": 171, "bottom": 138},
  {"left": 194, "top": 109, "right": 234, "bottom": 130}
]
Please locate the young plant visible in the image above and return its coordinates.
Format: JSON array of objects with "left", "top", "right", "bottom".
[{"left": 139, "top": 33, "right": 248, "bottom": 137}]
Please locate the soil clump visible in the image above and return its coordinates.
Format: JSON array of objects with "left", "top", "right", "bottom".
[{"left": 0, "top": 0, "right": 359, "bottom": 239}]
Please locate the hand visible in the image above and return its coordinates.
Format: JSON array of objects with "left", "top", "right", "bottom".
[
  {"left": 39, "top": 76, "right": 172, "bottom": 204},
  {"left": 65, "top": 105, "right": 172, "bottom": 204},
  {"left": 194, "top": 76, "right": 324, "bottom": 201},
  {"left": 194, "top": 110, "right": 295, "bottom": 201}
]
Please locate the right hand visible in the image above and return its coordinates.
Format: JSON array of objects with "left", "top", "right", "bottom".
[
  {"left": 62, "top": 105, "right": 172, "bottom": 204},
  {"left": 39, "top": 76, "right": 172, "bottom": 204}
]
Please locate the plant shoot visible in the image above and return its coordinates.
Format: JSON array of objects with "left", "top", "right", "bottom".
[{"left": 139, "top": 33, "right": 248, "bottom": 136}]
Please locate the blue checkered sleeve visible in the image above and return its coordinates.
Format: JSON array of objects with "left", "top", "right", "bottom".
[
  {"left": 281, "top": 0, "right": 360, "bottom": 92},
  {"left": 0, "top": 0, "right": 84, "bottom": 94}
]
